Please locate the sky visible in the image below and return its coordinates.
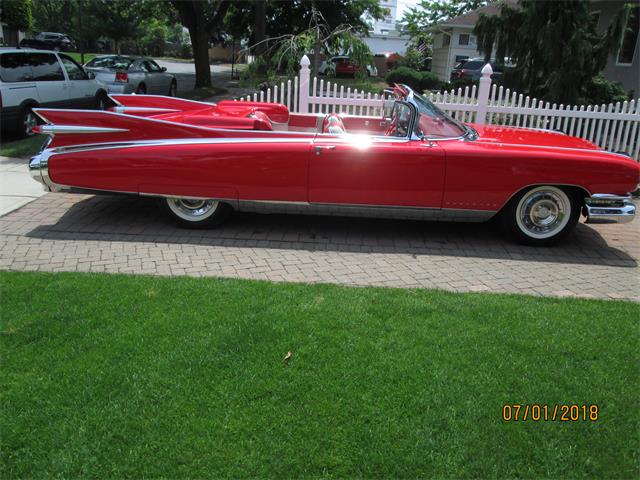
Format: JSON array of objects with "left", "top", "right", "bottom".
[{"left": 396, "top": 0, "right": 421, "bottom": 20}]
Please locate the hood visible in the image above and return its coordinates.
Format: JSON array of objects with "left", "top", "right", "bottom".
[{"left": 470, "top": 124, "right": 602, "bottom": 152}]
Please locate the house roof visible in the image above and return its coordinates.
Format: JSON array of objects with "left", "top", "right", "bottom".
[{"left": 427, "top": 0, "right": 517, "bottom": 30}]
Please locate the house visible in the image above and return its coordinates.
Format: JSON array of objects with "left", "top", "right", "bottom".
[
  {"left": 361, "top": 0, "right": 410, "bottom": 56},
  {"left": 426, "top": 1, "right": 513, "bottom": 82},
  {"left": 0, "top": 22, "right": 25, "bottom": 46},
  {"left": 591, "top": 1, "right": 639, "bottom": 95},
  {"left": 427, "top": 0, "right": 639, "bottom": 93}
]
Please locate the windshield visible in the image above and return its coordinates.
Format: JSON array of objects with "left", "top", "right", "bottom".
[
  {"left": 411, "top": 91, "right": 466, "bottom": 138},
  {"left": 86, "top": 56, "right": 133, "bottom": 70}
]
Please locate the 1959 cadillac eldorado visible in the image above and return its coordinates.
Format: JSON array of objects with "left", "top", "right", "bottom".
[{"left": 29, "top": 85, "right": 638, "bottom": 246}]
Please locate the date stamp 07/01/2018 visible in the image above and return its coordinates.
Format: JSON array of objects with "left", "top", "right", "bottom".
[{"left": 502, "top": 404, "right": 599, "bottom": 422}]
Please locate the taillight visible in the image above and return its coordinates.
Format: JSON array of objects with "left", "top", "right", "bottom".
[
  {"left": 458, "top": 71, "right": 465, "bottom": 78},
  {"left": 115, "top": 71, "right": 128, "bottom": 83}
]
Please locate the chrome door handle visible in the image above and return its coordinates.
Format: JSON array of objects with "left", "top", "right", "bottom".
[{"left": 315, "top": 145, "right": 336, "bottom": 155}]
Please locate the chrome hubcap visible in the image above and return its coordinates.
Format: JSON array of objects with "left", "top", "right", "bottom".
[
  {"left": 516, "top": 187, "right": 570, "bottom": 239},
  {"left": 24, "top": 112, "right": 37, "bottom": 136},
  {"left": 168, "top": 198, "right": 218, "bottom": 221}
]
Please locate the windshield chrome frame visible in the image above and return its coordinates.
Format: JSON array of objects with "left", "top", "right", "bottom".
[{"left": 399, "top": 84, "right": 476, "bottom": 142}]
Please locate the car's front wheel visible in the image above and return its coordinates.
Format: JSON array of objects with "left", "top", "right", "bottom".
[
  {"left": 164, "top": 197, "right": 232, "bottom": 229},
  {"left": 501, "top": 185, "right": 581, "bottom": 246}
]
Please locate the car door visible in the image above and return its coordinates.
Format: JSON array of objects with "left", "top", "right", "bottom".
[
  {"left": 141, "top": 60, "right": 167, "bottom": 94},
  {"left": 58, "top": 54, "right": 96, "bottom": 108},
  {"left": 0, "top": 52, "right": 39, "bottom": 111},
  {"left": 309, "top": 135, "right": 445, "bottom": 208},
  {"left": 308, "top": 104, "right": 445, "bottom": 208},
  {"left": 28, "top": 52, "right": 69, "bottom": 108}
]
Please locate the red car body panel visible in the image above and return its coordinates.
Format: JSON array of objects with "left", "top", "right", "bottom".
[{"left": 30, "top": 94, "right": 639, "bottom": 221}]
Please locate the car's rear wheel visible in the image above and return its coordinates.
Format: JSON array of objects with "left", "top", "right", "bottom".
[
  {"left": 96, "top": 92, "right": 109, "bottom": 110},
  {"left": 19, "top": 106, "right": 39, "bottom": 138},
  {"left": 168, "top": 80, "right": 177, "bottom": 97},
  {"left": 136, "top": 83, "right": 147, "bottom": 94},
  {"left": 501, "top": 185, "right": 581, "bottom": 246},
  {"left": 164, "top": 197, "right": 232, "bottom": 228}
]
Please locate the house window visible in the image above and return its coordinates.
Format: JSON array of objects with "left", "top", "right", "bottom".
[
  {"left": 618, "top": 5, "right": 639, "bottom": 64},
  {"left": 443, "top": 34, "right": 450, "bottom": 47},
  {"left": 459, "top": 34, "right": 470, "bottom": 46}
]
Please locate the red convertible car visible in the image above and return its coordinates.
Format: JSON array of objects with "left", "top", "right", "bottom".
[{"left": 29, "top": 85, "right": 638, "bottom": 245}]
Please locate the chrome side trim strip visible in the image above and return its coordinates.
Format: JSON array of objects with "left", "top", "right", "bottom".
[
  {"left": 38, "top": 125, "right": 130, "bottom": 135},
  {"left": 237, "top": 200, "right": 496, "bottom": 222},
  {"left": 473, "top": 141, "right": 631, "bottom": 158},
  {"left": 112, "top": 106, "right": 180, "bottom": 113}
]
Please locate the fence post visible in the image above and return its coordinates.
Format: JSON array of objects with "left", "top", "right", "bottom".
[
  {"left": 475, "top": 63, "right": 493, "bottom": 125},
  {"left": 299, "top": 55, "right": 311, "bottom": 113}
]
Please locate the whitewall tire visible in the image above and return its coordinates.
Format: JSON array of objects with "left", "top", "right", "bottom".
[
  {"left": 164, "top": 198, "right": 232, "bottom": 228},
  {"left": 501, "top": 186, "right": 581, "bottom": 245}
]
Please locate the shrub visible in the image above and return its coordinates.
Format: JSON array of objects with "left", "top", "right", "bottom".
[
  {"left": 581, "top": 75, "right": 629, "bottom": 105},
  {"left": 419, "top": 71, "right": 441, "bottom": 90},
  {"left": 386, "top": 66, "right": 423, "bottom": 91},
  {"left": 386, "top": 67, "right": 442, "bottom": 92}
]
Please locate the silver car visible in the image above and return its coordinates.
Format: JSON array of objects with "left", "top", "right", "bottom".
[{"left": 84, "top": 55, "right": 177, "bottom": 95}]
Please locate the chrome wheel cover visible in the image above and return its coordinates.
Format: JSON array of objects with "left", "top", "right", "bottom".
[
  {"left": 167, "top": 198, "right": 219, "bottom": 222},
  {"left": 24, "top": 111, "right": 37, "bottom": 136},
  {"left": 515, "top": 186, "right": 571, "bottom": 239}
]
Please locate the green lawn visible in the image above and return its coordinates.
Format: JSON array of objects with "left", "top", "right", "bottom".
[
  {"left": 61, "top": 52, "right": 97, "bottom": 65},
  {"left": 0, "top": 135, "right": 46, "bottom": 159},
  {"left": 1, "top": 271, "right": 638, "bottom": 478}
]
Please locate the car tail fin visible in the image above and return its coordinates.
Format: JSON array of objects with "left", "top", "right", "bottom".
[
  {"left": 33, "top": 108, "right": 223, "bottom": 148},
  {"left": 109, "top": 94, "right": 214, "bottom": 112}
]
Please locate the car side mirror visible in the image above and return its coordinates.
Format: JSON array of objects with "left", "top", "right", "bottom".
[
  {"left": 86, "top": 71, "right": 95, "bottom": 79},
  {"left": 161, "top": 67, "right": 167, "bottom": 72}
]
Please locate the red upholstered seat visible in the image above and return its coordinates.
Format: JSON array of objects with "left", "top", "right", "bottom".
[
  {"left": 322, "top": 114, "right": 346, "bottom": 134},
  {"left": 247, "top": 110, "right": 273, "bottom": 131}
]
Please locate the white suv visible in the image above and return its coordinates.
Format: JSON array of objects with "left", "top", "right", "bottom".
[{"left": 0, "top": 48, "right": 108, "bottom": 138}]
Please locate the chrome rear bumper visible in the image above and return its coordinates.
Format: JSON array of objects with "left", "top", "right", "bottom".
[
  {"left": 29, "top": 149, "right": 67, "bottom": 192},
  {"left": 584, "top": 194, "right": 636, "bottom": 223}
]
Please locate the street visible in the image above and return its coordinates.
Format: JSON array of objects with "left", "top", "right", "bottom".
[{"left": 154, "top": 59, "right": 233, "bottom": 93}]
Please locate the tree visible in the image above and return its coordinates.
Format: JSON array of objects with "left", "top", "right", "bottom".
[
  {"left": 400, "top": 0, "right": 488, "bottom": 36},
  {"left": 171, "top": 0, "right": 231, "bottom": 88},
  {"left": 474, "top": 0, "right": 627, "bottom": 104},
  {"left": 1, "top": 0, "right": 34, "bottom": 32}
]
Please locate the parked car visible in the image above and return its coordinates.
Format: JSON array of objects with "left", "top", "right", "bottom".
[
  {"left": 318, "top": 56, "right": 378, "bottom": 77},
  {"left": 84, "top": 55, "right": 177, "bottom": 95},
  {"left": 0, "top": 48, "right": 108, "bottom": 138},
  {"left": 450, "top": 57, "right": 507, "bottom": 81},
  {"left": 20, "top": 32, "right": 77, "bottom": 51},
  {"left": 28, "top": 85, "right": 638, "bottom": 245}
]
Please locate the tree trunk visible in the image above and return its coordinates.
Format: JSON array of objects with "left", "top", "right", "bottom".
[
  {"left": 191, "top": 22, "right": 212, "bottom": 88},
  {"left": 173, "top": 1, "right": 212, "bottom": 88}
]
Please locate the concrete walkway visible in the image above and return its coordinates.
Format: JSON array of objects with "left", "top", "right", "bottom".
[
  {"left": 1, "top": 193, "right": 638, "bottom": 301},
  {"left": 0, "top": 156, "right": 46, "bottom": 216}
]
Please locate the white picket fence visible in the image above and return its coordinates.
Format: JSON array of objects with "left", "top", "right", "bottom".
[{"left": 239, "top": 55, "right": 640, "bottom": 159}]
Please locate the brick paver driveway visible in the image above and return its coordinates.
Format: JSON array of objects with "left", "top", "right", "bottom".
[{"left": 1, "top": 193, "right": 638, "bottom": 301}]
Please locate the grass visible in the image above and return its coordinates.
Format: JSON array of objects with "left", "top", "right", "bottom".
[
  {"left": 1, "top": 271, "right": 638, "bottom": 478},
  {"left": 0, "top": 135, "right": 46, "bottom": 158},
  {"left": 61, "top": 52, "right": 97, "bottom": 65}
]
